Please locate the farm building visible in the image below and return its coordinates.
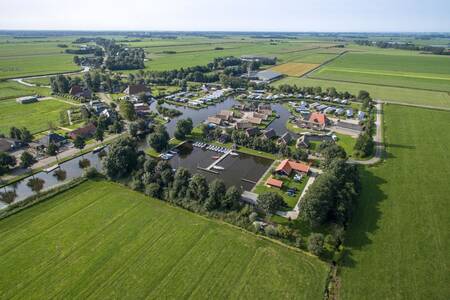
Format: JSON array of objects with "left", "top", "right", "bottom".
[
  {"left": 255, "top": 70, "right": 283, "bottom": 82},
  {"left": 16, "top": 96, "right": 38, "bottom": 104},
  {"left": 123, "top": 84, "right": 151, "bottom": 96},
  {"left": 68, "top": 123, "right": 96, "bottom": 139},
  {"left": 275, "top": 159, "right": 310, "bottom": 176},
  {"left": 69, "top": 85, "right": 92, "bottom": 98},
  {"left": 266, "top": 177, "right": 283, "bottom": 189}
]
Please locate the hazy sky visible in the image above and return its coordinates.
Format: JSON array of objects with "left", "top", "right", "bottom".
[{"left": 0, "top": 0, "right": 449, "bottom": 32}]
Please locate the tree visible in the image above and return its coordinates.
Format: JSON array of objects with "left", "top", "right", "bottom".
[
  {"left": 53, "top": 169, "right": 67, "bottom": 181},
  {"left": 94, "top": 128, "right": 104, "bottom": 144},
  {"left": 79, "top": 158, "right": 91, "bottom": 169},
  {"left": 119, "top": 100, "right": 136, "bottom": 121},
  {"left": 27, "top": 177, "right": 45, "bottom": 195},
  {"left": 0, "top": 190, "right": 17, "bottom": 204},
  {"left": 222, "top": 186, "right": 240, "bottom": 210},
  {"left": 174, "top": 118, "right": 193, "bottom": 140},
  {"left": 103, "top": 137, "right": 138, "bottom": 179},
  {"left": 308, "top": 233, "right": 324, "bottom": 256},
  {"left": 319, "top": 142, "right": 347, "bottom": 169},
  {"left": 293, "top": 148, "right": 308, "bottom": 162},
  {"left": 205, "top": 179, "right": 226, "bottom": 211},
  {"left": 47, "top": 143, "right": 59, "bottom": 156},
  {"left": 170, "top": 168, "right": 191, "bottom": 200},
  {"left": 0, "top": 152, "right": 16, "bottom": 175},
  {"left": 20, "top": 151, "right": 35, "bottom": 169},
  {"left": 257, "top": 192, "right": 286, "bottom": 215},
  {"left": 145, "top": 183, "right": 161, "bottom": 198},
  {"left": 73, "top": 135, "right": 86, "bottom": 157},
  {"left": 354, "top": 133, "right": 374, "bottom": 158},
  {"left": 187, "top": 174, "right": 209, "bottom": 203},
  {"left": 147, "top": 126, "right": 169, "bottom": 152}
]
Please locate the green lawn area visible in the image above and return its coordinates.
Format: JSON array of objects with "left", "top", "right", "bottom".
[
  {"left": 272, "top": 77, "right": 450, "bottom": 109},
  {"left": 0, "top": 180, "right": 328, "bottom": 299},
  {"left": 253, "top": 164, "right": 309, "bottom": 210},
  {"left": 0, "top": 81, "right": 51, "bottom": 100},
  {"left": 340, "top": 105, "right": 450, "bottom": 299},
  {"left": 312, "top": 52, "right": 450, "bottom": 92},
  {"left": 23, "top": 77, "right": 51, "bottom": 86},
  {"left": 0, "top": 99, "right": 73, "bottom": 134}
]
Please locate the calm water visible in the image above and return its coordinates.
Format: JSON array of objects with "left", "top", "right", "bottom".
[
  {"left": 169, "top": 142, "right": 273, "bottom": 191},
  {"left": 1, "top": 98, "right": 294, "bottom": 208}
]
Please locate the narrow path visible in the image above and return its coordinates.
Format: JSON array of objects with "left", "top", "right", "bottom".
[
  {"left": 301, "top": 50, "right": 349, "bottom": 78},
  {"left": 11, "top": 66, "right": 90, "bottom": 87}
]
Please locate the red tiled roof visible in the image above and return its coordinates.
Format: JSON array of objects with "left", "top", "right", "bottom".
[
  {"left": 266, "top": 177, "right": 283, "bottom": 188},
  {"left": 275, "top": 159, "right": 310, "bottom": 175},
  {"left": 308, "top": 112, "right": 327, "bottom": 125}
]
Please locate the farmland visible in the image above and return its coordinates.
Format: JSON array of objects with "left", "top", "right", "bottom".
[
  {"left": 269, "top": 63, "right": 320, "bottom": 77},
  {"left": 310, "top": 52, "right": 450, "bottom": 92},
  {"left": 0, "top": 180, "right": 328, "bottom": 299},
  {"left": 0, "top": 98, "right": 73, "bottom": 134},
  {"left": 0, "top": 42, "right": 80, "bottom": 79},
  {"left": 0, "top": 81, "right": 51, "bottom": 100},
  {"left": 341, "top": 105, "right": 450, "bottom": 299}
]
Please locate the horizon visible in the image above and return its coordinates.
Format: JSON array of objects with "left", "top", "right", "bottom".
[{"left": 1, "top": 0, "right": 449, "bottom": 32}]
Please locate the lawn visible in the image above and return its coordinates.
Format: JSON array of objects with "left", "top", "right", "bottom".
[
  {"left": 311, "top": 52, "right": 450, "bottom": 92},
  {"left": 0, "top": 81, "right": 51, "bottom": 100},
  {"left": 340, "top": 105, "right": 450, "bottom": 299},
  {"left": 0, "top": 99, "right": 73, "bottom": 134},
  {"left": 272, "top": 77, "right": 450, "bottom": 109},
  {"left": 0, "top": 180, "right": 328, "bottom": 299},
  {"left": 269, "top": 63, "right": 320, "bottom": 77}
]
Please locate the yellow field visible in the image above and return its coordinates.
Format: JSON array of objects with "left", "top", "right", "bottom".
[{"left": 270, "top": 63, "right": 320, "bottom": 77}]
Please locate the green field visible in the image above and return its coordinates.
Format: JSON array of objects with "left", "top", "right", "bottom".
[
  {"left": 0, "top": 81, "right": 51, "bottom": 100},
  {"left": 341, "top": 105, "right": 450, "bottom": 299},
  {"left": 311, "top": 52, "right": 450, "bottom": 92},
  {"left": 0, "top": 42, "right": 80, "bottom": 79},
  {"left": 0, "top": 98, "right": 73, "bottom": 134},
  {"left": 0, "top": 180, "right": 328, "bottom": 299},
  {"left": 272, "top": 77, "right": 450, "bottom": 109}
]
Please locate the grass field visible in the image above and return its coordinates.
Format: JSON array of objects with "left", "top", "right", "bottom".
[
  {"left": 0, "top": 81, "right": 51, "bottom": 100},
  {"left": 0, "top": 42, "right": 80, "bottom": 79},
  {"left": 341, "top": 105, "right": 450, "bottom": 299},
  {"left": 0, "top": 180, "right": 328, "bottom": 299},
  {"left": 0, "top": 99, "right": 73, "bottom": 134},
  {"left": 272, "top": 77, "right": 450, "bottom": 109},
  {"left": 311, "top": 52, "right": 450, "bottom": 92},
  {"left": 269, "top": 63, "right": 320, "bottom": 77}
]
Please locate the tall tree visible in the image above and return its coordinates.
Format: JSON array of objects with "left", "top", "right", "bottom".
[
  {"left": 20, "top": 151, "right": 35, "bottom": 169},
  {"left": 205, "top": 179, "right": 226, "bottom": 211},
  {"left": 27, "top": 178, "right": 45, "bottom": 195}
]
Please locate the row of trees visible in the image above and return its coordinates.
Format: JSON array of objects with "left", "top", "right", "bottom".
[
  {"left": 354, "top": 40, "right": 449, "bottom": 55},
  {"left": 51, "top": 71, "right": 127, "bottom": 94},
  {"left": 9, "top": 127, "right": 32, "bottom": 143},
  {"left": 96, "top": 38, "right": 145, "bottom": 70}
]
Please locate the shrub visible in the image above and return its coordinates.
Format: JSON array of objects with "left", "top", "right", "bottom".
[
  {"left": 264, "top": 225, "right": 278, "bottom": 237},
  {"left": 78, "top": 158, "right": 91, "bottom": 169},
  {"left": 308, "top": 233, "right": 325, "bottom": 256}
]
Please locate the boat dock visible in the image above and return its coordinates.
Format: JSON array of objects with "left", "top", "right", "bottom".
[{"left": 205, "top": 149, "right": 232, "bottom": 171}]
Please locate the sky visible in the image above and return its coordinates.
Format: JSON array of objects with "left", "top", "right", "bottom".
[{"left": 0, "top": 0, "right": 449, "bottom": 32}]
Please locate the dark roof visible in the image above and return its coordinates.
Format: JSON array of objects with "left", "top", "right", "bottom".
[
  {"left": 245, "top": 127, "right": 260, "bottom": 137},
  {"left": 69, "top": 123, "right": 97, "bottom": 138},
  {"left": 38, "top": 133, "right": 66, "bottom": 147},
  {"left": 124, "top": 84, "right": 150, "bottom": 95},
  {"left": 262, "top": 128, "right": 277, "bottom": 139},
  {"left": 279, "top": 132, "right": 292, "bottom": 143}
]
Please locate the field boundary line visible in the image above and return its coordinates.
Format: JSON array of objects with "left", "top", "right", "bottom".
[
  {"left": 301, "top": 50, "right": 349, "bottom": 78},
  {"left": 378, "top": 100, "right": 450, "bottom": 112}
]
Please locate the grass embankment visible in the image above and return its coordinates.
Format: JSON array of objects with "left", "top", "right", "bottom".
[
  {"left": 0, "top": 99, "right": 73, "bottom": 135},
  {"left": 0, "top": 180, "right": 328, "bottom": 299},
  {"left": 341, "top": 105, "right": 450, "bottom": 299}
]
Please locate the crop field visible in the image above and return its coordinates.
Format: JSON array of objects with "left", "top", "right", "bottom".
[
  {"left": 0, "top": 42, "right": 80, "bottom": 79},
  {"left": 0, "top": 180, "right": 328, "bottom": 299},
  {"left": 0, "top": 98, "right": 73, "bottom": 134},
  {"left": 0, "top": 81, "right": 51, "bottom": 100},
  {"left": 311, "top": 52, "right": 450, "bottom": 92},
  {"left": 341, "top": 105, "right": 450, "bottom": 299},
  {"left": 272, "top": 77, "right": 450, "bottom": 109},
  {"left": 269, "top": 63, "right": 320, "bottom": 77}
]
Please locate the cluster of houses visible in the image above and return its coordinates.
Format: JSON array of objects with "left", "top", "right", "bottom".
[
  {"left": 241, "top": 90, "right": 351, "bottom": 105},
  {"left": 207, "top": 103, "right": 273, "bottom": 129},
  {"left": 293, "top": 101, "right": 364, "bottom": 120},
  {"left": 266, "top": 159, "right": 311, "bottom": 189},
  {"left": 164, "top": 87, "right": 232, "bottom": 107}
]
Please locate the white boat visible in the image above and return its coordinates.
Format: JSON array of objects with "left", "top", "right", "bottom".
[
  {"left": 44, "top": 164, "right": 59, "bottom": 173},
  {"left": 212, "top": 165, "right": 224, "bottom": 170},
  {"left": 230, "top": 152, "right": 239, "bottom": 156}
]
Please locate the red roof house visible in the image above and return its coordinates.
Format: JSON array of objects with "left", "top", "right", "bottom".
[
  {"left": 275, "top": 159, "right": 310, "bottom": 176},
  {"left": 266, "top": 177, "right": 283, "bottom": 189}
]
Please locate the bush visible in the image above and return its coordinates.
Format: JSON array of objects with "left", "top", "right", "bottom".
[
  {"left": 84, "top": 167, "right": 102, "bottom": 179},
  {"left": 308, "top": 233, "right": 325, "bottom": 256},
  {"left": 264, "top": 225, "right": 278, "bottom": 237},
  {"left": 78, "top": 158, "right": 91, "bottom": 169},
  {"left": 249, "top": 212, "right": 258, "bottom": 222},
  {"left": 295, "top": 236, "right": 305, "bottom": 249}
]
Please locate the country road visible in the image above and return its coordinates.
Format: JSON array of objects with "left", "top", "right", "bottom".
[{"left": 11, "top": 66, "right": 90, "bottom": 87}]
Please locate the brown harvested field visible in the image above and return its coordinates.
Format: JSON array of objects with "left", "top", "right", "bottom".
[{"left": 270, "top": 63, "right": 320, "bottom": 77}]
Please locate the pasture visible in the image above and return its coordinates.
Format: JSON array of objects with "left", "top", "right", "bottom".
[
  {"left": 311, "top": 52, "right": 450, "bottom": 92},
  {"left": 0, "top": 180, "right": 328, "bottom": 299},
  {"left": 0, "top": 98, "right": 73, "bottom": 134},
  {"left": 269, "top": 63, "right": 320, "bottom": 77},
  {"left": 272, "top": 77, "right": 450, "bottom": 109},
  {"left": 341, "top": 105, "right": 450, "bottom": 299},
  {"left": 0, "top": 81, "right": 51, "bottom": 100},
  {"left": 0, "top": 42, "right": 80, "bottom": 79}
]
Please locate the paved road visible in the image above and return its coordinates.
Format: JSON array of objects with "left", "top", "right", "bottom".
[{"left": 11, "top": 66, "right": 90, "bottom": 87}]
